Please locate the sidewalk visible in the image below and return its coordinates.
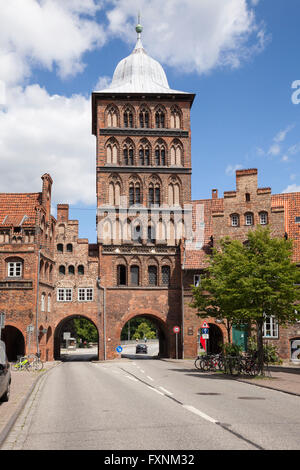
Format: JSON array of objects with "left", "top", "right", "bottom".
[
  {"left": 0, "top": 361, "right": 60, "bottom": 447},
  {"left": 236, "top": 364, "right": 300, "bottom": 396},
  {"left": 163, "top": 359, "right": 300, "bottom": 397}
]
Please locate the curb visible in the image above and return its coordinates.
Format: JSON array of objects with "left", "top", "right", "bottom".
[
  {"left": 234, "top": 377, "right": 300, "bottom": 398},
  {"left": 0, "top": 363, "right": 61, "bottom": 448}
]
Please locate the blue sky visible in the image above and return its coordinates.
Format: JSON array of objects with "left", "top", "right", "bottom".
[{"left": 0, "top": 0, "right": 299, "bottom": 243}]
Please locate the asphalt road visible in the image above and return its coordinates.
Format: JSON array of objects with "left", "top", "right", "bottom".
[{"left": 1, "top": 358, "right": 300, "bottom": 450}]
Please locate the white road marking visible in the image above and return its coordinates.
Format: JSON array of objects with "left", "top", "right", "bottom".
[
  {"left": 159, "top": 387, "right": 173, "bottom": 396},
  {"left": 126, "top": 375, "right": 138, "bottom": 382},
  {"left": 147, "top": 375, "right": 154, "bottom": 381},
  {"left": 148, "top": 387, "right": 164, "bottom": 396},
  {"left": 140, "top": 369, "right": 145, "bottom": 373},
  {"left": 183, "top": 405, "right": 218, "bottom": 424}
]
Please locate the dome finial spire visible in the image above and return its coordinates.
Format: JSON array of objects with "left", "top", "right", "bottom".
[{"left": 136, "top": 11, "right": 143, "bottom": 39}]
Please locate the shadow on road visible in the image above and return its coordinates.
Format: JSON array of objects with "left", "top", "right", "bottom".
[
  {"left": 61, "top": 353, "right": 98, "bottom": 362},
  {"left": 121, "top": 353, "right": 159, "bottom": 360}
]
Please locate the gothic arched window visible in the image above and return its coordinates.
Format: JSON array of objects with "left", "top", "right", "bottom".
[
  {"left": 155, "top": 108, "right": 165, "bottom": 128},
  {"left": 123, "top": 142, "right": 134, "bottom": 165},
  {"left": 139, "top": 142, "right": 150, "bottom": 166},
  {"left": 139, "top": 107, "right": 150, "bottom": 128},
  {"left": 155, "top": 142, "right": 166, "bottom": 166},
  {"left": 124, "top": 107, "right": 134, "bottom": 128}
]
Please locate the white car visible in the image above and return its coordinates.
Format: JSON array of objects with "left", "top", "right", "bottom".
[{"left": 0, "top": 340, "right": 11, "bottom": 402}]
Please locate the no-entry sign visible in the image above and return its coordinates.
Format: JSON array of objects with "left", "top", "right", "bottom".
[{"left": 173, "top": 326, "right": 180, "bottom": 334}]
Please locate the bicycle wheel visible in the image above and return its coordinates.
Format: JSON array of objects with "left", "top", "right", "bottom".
[
  {"left": 249, "top": 361, "right": 259, "bottom": 376},
  {"left": 199, "top": 358, "right": 210, "bottom": 372},
  {"left": 194, "top": 358, "right": 202, "bottom": 370},
  {"left": 12, "top": 361, "right": 22, "bottom": 371},
  {"left": 32, "top": 359, "right": 43, "bottom": 371}
]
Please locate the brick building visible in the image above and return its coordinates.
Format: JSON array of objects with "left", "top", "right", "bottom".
[
  {"left": 1, "top": 23, "right": 299, "bottom": 362},
  {"left": 183, "top": 169, "right": 300, "bottom": 361}
]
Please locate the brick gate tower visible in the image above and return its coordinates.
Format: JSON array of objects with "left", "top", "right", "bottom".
[{"left": 92, "top": 20, "right": 195, "bottom": 359}]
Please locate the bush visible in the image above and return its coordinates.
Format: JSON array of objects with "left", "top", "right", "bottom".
[
  {"left": 247, "top": 336, "right": 281, "bottom": 363},
  {"left": 222, "top": 342, "right": 243, "bottom": 357}
]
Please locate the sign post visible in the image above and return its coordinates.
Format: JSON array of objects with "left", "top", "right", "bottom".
[
  {"left": 200, "top": 322, "right": 210, "bottom": 352},
  {"left": 173, "top": 326, "right": 180, "bottom": 359},
  {"left": 0, "top": 313, "right": 5, "bottom": 341},
  {"left": 27, "top": 325, "right": 34, "bottom": 354}
]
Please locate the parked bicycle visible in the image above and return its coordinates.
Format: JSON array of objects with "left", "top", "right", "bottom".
[
  {"left": 222, "top": 354, "right": 260, "bottom": 376},
  {"left": 13, "top": 353, "right": 43, "bottom": 372},
  {"left": 194, "top": 354, "right": 224, "bottom": 372}
]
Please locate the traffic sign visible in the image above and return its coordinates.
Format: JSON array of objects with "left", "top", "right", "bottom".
[
  {"left": 116, "top": 346, "right": 123, "bottom": 353},
  {"left": 202, "top": 334, "right": 209, "bottom": 339},
  {"left": 201, "top": 322, "right": 209, "bottom": 329},
  {"left": 202, "top": 328, "right": 209, "bottom": 335},
  {"left": 173, "top": 326, "right": 180, "bottom": 334}
]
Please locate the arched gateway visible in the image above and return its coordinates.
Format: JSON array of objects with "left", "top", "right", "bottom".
[
  {"left": 120, "top": 313, "right": 169, "bottom": 358},
  {"left": 53, "top": 315, "right": 99, "bottom": 360}
]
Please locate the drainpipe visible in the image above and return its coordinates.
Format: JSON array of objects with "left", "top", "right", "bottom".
[
  {"left": 181, "top": 240, "right": 186, "bottom": 359},
  {"left": 97, "top": 277, "right": 106, "bottom": 361},
  {"left": 35, "top": 246, "right": 41, "bottom": 356}
]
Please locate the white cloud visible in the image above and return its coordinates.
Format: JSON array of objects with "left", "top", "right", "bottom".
[
  {"left": 0, "top": 0, "right": 106, "bottom": 85},
  {"left": 282, "top": 184, "right": 300, "bottom": 194},
  {"left": 0, "top": 85, "right": 96, "bottom": 205},
  {"left": 225, "top": 164, "right": 243, "bottom": 175},
  {"left": 268, "top": 143, "right": 281, "bottom": 156},
  {"left": 274, "top": 124, "right": 294, "bottom": 143},
  {"left": 288, "top": 143, "right": 300, "bottom": 155},
  {"left": 256, "top": 147, "right": 265, "bottom": 156},
  {"left": 106, "top": 0, "right": 268, "bottom": 75},
  {"left": 94, "top": 75, "right": 112, "bottom": 90},
  {"left": 281, "top": 155, "right": 289, "bottom": 162}
]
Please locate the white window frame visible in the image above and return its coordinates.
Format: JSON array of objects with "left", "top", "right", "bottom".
[
  {"left": 194, "top": 274, "right": 201, "bottom": 287},
  {"left": 78, "top": 288, "right": 94, "bottom": 302},
  {"left": 245, "top": 213, "right": 253, "bottom": 226},
  {"left": 263, "top": 315, "right": 279, "bottom": 338},
  {"left": 260, "top": 212, "right": 268, "bottom": 225},
  {"left": 8, "top": 261, "right": 22, "bottom": 277},
  {"left": 231, "top": 214, "right": 239, "bottom": 227},
  {"left": 57, "top": 288, "right": 72, "bottom": 302}
]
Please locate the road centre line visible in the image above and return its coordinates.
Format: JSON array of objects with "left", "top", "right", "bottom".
[
  {"left": 126, "top": 375, "right": 138, "bottom": 382},
  {"left": 183, "top": 405, "right": 217, "bottom": 424},
  {"left": 118, "top": 366, "right": 264, "bottom": 450},
  {"left": 159, "top": 386, "right": 173, "bottom": 396},
  {"left": 148, "top": 387, "right": 164, "bottom": 396}
]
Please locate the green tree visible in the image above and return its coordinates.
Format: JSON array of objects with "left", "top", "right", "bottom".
[
  {"left": 121, "top": 317, "right": 157, "bottom": 340},
  {"left": 132, "top": 322, "right": 157, "bottom": 340},
  {"left": 73, "top": 317, "right": 98, "bottom": 344},
  {"left": 191, "top": 227, "right": 300, "bottom": 374}
]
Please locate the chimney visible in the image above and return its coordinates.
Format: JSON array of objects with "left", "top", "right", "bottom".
[
  {"left": 212, "top": 189, "right": 218, "bottom": 200},
  {"left": 57, "top": 204, "right": 69, "bottom": 223}
]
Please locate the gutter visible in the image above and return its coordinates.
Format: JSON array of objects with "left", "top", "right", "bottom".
[{"left": 97, "top": 277, "right": 106, "bottom": 361}]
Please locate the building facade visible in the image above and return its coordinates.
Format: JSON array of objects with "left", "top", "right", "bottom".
[{"left": 0, "top": 24, "right": 299, "bottom": 363}]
